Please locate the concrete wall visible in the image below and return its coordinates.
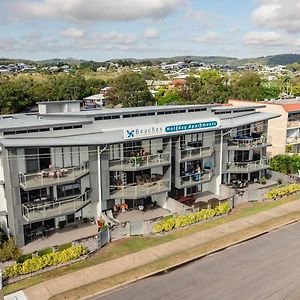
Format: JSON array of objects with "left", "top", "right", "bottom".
[
  {"left": 154, "top": 194, "right": 189, "bottom": 215},
  {"left": 3, "top": 149, "right": 24, "bottom": 246}
]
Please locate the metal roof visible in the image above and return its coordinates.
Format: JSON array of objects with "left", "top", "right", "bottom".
[{"left": 0, "top": 111, "right": 280, "bottom": 148}]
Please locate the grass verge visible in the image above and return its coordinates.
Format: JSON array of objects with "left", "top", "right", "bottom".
[
  {"left": 4, "top": 192, "right": 300, "bottom": 296},
  {"left": 50, "top": 210, "right": 300, "bottom": 300}
]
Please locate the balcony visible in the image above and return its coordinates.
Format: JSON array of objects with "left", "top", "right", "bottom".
[
  {"left": 287, "top": 120, "right": 300, "bottom": 128},
  {"left": 19, "top": 162, "right": 89, "bottom": 191},
  {"left": 286, "top": 136, "right": 300, "bottom": 145},
  {"left": 175, "top": 170, "right": 214, "bottom": 189},
  {"left": 110, "top": 179, "right": 171, "bottom": 199},
  {"left": 109, "top": 152, "right": 171, "bottom": 171},
  {"left": 22, "top": 191, "right": 90, "bottom": 222},
  {"left": 178, "top": 145, "right": 214, "bottom": 162},
  {"left": 226, "top": 159, "right": 270, "bottom": 173},
  {"left": 228, "top": 135, "right": 271, "bottom": 150}
]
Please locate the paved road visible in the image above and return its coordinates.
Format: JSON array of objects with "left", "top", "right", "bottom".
[{"left": 96, "top": 222, "right": 300, "bottom": 300}]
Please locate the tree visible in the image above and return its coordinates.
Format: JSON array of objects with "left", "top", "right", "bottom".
[
  {"left": 140, "top": 68, "right": 166, "bottom": 81},
  {"left": 108, "top": 72, "right": 152, "bottom": 107},
  {"left": 261, "top": 84, "right": 280, "bottom": 99},
  {"left": 155, "top": 88, "right": 187, "bottom": 105},
  {"left": 187, "top": 70, "right": 230, "bottom": 104},
  {"left": 231, "top": 71, "right": 264, "bottom": 101}
]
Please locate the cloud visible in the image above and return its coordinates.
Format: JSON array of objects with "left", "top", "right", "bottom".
[
  {"left": 192, "top": 31, "right": 219, "bottom": 43},
  {"left": 144, "top": 28, "right": 159, "bottom": 39},
  {"left": 100, "top": 31, "right": 137, "bottom": 45},
  {"left": 243, "top": 31, "right": 283, "bottom": 46},
  {"left": 60, "top": 28, "right": 85, "bottom": 39},
  {"left": 10, "top": 0, "right": 186, "bottom": 22},
  {"left": 185, "top": 9, "right": 221, "bottom": 28},
  {"left": 252, "top": 0, "right": 300, "bottom": 33}
]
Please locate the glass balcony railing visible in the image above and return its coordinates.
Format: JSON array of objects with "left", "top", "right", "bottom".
[
  {"left": 109, "top": 179, "right": 171, "bottom": 199},
  {"left": 176, "top": 170, "right": 214, "bottom": 188},
  {"left": 228, "top": 135, "right": 270, "bottom": 149},
  {"left": 109, "top": 152, "right": 171, "bottom": 171},
  {"left": 19, "top": 162, "right": 89, "bottom": 190},
  {"left": 22, "top": 191, "right": 90, "bottom": 222},
  {"left": 178, "top": 145, "right": 214, "bottom": 161},
  {"left": 226, "top": 158, "right": 270, "bottom": 173}
]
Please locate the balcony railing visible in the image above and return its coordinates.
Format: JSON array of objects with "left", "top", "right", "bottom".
[
  {"left": 228, "top": 135, "right": 270, "bottom": 149},
  {"left": 288, "top": 120, "right": 300, "bottom": 128},
  {"left": 22, "top": 191, "right": 90, "bottom": 222},
  {"left": 109, "top": 179, "right": 171, "bottom": 199},
  {"left": 109, "top": 152, "right": 171, "bottom": 171},
  {"left": 226, "top": 158, "right": 270, "bottom": 173},
  {"left": 176, "top": 170, "right": 214, "bottom": 188},
  {"left": 19, "top": 161, "right": 89, "bottom": 190},
  {"left": 178, "top": 145, "right": 214, "bottom": 161},
  {"left": 286, "top": 136, "right": 300, "bottom": 144}
]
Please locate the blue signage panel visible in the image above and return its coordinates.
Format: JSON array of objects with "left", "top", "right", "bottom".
[{"left": 124, "top": 118, "right": 220, "bottom": 140}]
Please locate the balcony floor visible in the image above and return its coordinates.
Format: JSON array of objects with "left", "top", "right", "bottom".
[
  {"left": 20, "top": 169, "right": 89, "bottom": 190},
  {"left": 116, "top": 207, "right": 171, "bottom": 222}
]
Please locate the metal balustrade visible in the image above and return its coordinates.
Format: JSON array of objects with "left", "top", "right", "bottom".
[
  {"left": 179, "top": 145, "right": 214, "bottom": 161},
  {"left": 19, "top": 161, "right": 89, "bottom": 190},
  {"left": 22, "top": 191, "right": 90, "bottom": 222},
  {"left": 226, "top": 158, "right": 270, "bottom": 173},
  {"left": 176, "top": 170, "right": 214, "bottom": 188},
  {"left": 228, "top": 135, "right": 271, "bottom": 149},
  {"left": 109, "top": 152, "right": 171, "bottom": 171},
  {"left": 109, "top": 179, "right": 171, "bottom": 199}
]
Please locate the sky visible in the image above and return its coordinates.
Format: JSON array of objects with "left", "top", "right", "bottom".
[{"left": 1, "top": 0, "right": 300, "bottom": 61}]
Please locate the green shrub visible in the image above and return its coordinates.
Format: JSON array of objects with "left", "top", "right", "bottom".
[
  {"left": 260, "top": 176, "right": 267, "bottom": 185},
  {"left": 57, "top": 242, "right": 72, "bottom": 252},
  {"left": 18, "top": 253, "right": 33, "bottom": 263},
  {"left": 38, "top": 247, "right": 52, "bottom": 257},
  {"left": 0, "top": 238, "right": 22, "bottom": 262},
  {"left": 153, "top": 202, "right": 230, "bottom": 233},
  {"left": 265, "top": 184, "right": 300, "bottom": 200},
  {"left": 4, "top": 245, "right": 87, "bottom": 278},
  {"left": 0, "top": 229, "right": 8, "bottom": 245}
]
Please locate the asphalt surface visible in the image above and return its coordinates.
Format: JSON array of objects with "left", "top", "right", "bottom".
[{"left": 95, "top": 221, "right": 300, "bottom": 300}]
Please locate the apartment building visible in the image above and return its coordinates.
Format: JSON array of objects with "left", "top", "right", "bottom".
[
  {"left": 0, "top": 101, "right": 279, "bottom": 246},
  {"left": 229, "top": 98, "right": 300, "bottom": 156}
]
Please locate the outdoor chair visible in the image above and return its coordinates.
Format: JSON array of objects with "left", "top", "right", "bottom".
[
  {"left": 136, "top": 175, "right": 144, "bottom": 185},
  {"left": 142, "top": 174, "right": 151, "bottom": 182}
]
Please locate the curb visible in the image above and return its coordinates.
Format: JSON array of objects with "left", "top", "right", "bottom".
[{"left": 82, "top": 216, "right": 300, "bottom": 300}]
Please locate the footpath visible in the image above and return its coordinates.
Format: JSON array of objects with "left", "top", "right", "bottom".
[{"left": 11, "top": 200, "right": 300, "bottom": 300}]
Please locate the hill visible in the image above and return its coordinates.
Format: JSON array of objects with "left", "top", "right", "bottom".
[{"left": 3, "top": 53, "right": 300, "bottom": 67}]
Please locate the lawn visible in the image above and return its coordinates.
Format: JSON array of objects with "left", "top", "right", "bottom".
[{"left": 4, "top": 192, "right": 300, "bottom": 296}]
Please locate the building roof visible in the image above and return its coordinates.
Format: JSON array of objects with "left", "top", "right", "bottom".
[
  {"left": 230, "top": 98, "right": 300, "bottom": 113},
  {"left": 281, "top": 104, "right": 300, "bottom": 113},
  {"left": 0, "top": 111, "right": 280, "bottom": 148}
]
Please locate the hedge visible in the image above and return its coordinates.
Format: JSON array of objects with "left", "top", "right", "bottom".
[
  {"left": 4, "top": 245, "right": 87, "bottom": 278},
  {"left": 153, "top": 202, "right": 231, "bottom": 233},
  {"left": 265, "top": 184, "right": 300, "bottom": 200}
]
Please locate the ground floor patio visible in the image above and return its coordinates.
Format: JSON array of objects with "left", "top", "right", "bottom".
[
  {"left": 22, "top": 222, "right": 98, "bottom": 254},
  {"left": 115, "top": 207, "right": 171, "bottom": 223}
]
